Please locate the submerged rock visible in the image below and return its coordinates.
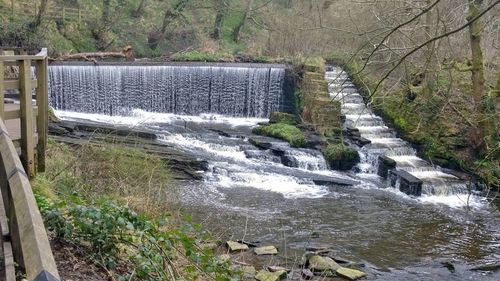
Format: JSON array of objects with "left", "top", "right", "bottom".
[
  {"left": 226, "top": 241, "right": 249, "bottom": 252},
  {"left": 308, "top": 255, "right": 340, "bottom": 272},
  {"left": 335, "top": 267, "right": 366, "bottom": 280},
  {"left": 301, "top": 269, "right": 314, "bottom": 280},
  {"left": 254, "top": 245, "right": 278, "bottom": 255},
  {"left": 255, "top": 270, "right": 287, "bottom": 281}
]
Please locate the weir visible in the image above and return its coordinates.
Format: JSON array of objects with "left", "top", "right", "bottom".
[
  {"left": 48, "top": 64, "right": 287, "bottom": 118},
  {"left": 326, "top": 66, "right": 470, "bottom": 197}
]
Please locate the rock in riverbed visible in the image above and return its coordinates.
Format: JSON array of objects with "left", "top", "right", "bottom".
[
  {"left": 255, "top": 270, "right": 287, "bottom": 281},
  {"left": 254, "top": 245, "right": 278, "bottom": 255},
  {"left": 336, "top": 267, "right": 366, "bottom": 280},
  {"left": 308, "top": 255, "right": 340, "bottom": 272},
  {"left": 226, "top": 241, "right": 248, "bottom": 252}
]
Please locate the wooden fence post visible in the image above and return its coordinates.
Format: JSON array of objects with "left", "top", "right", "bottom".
[
  {"left": 19, "top": 60, "right": 35, "bottom": 178},
  {"left": 35, "top": 58, "right": 48, "bottom": 173},
  {"left": 0, "top": 61, "right": 4, "bottom": 120}
]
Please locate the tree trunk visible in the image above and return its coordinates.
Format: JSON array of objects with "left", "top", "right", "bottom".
[
  {"left": 423, "top": 0, "right": 436, "bottom": 96},
  {"left": 212, "top": 0, "right": 225, "bottom": 40},
  {"left": 232, "top": 0, "right": 253, "bottom": 42},
  {"left": 149, "top": 0, "right": 191, "bottom": 49},
  {"left": 34, "top": 0, "right": 49, "bottom": 28},
  {"left": 133, "top": 0, "right": 147, "bottom": 18},
  {"left": 468, "top": 0, "right": 487, "bottom": 153}
]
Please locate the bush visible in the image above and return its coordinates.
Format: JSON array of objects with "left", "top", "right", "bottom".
[{"left": 253, "top": 123, "right": 306, "bottom": 147}]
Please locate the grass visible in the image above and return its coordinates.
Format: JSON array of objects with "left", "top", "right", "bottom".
[
  {"left": 253, "top": 123, "right": 306, "bottom": 148},
  {"left": 323, "top": 143, "right": 359, "bottom": 164},
  {"left": 33, "top": 140, "right": 239, "bottom": 280}
]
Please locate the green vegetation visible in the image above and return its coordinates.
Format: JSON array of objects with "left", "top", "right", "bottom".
[
  {"left": 32, "top": 141, "right": 238, "bottom": 280},
  {"left": 323, "top": 143, "right": 360, "bottom": 171},
  {"left": 269, "top": 112, "right": 297, "bottom": 125},
  {"left": 253, "top": 123, "right": 306, "bottom": 148}
]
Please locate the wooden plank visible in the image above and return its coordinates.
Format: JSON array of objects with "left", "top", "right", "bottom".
[
  {"left": 4, "top": 79, "right": 38, "bottom": 90},
  {"left": 4, "top": 106, "right": 38, "bottom": 120},
  {"left": 36, "top": 59, "right": 48, "bottom": 172},
  {"left": 0, "top": 61, "right": 4, "bottom": 119},
  {"left": 2, "top": 242, "right": 16, "bottom": 281},
  {"left": 18, "top": 60, "right": 35, "bottom": 178},
  {"left": 0, "top": 55, "right": 45, "bottom": 61}
]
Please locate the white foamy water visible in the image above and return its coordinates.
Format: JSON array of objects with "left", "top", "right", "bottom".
[
  {"left": 212, "top": 171, "right": 329, "bottom": 199},
  {"left": 55, "top": 109, "right": 268, "bottom": 128}
]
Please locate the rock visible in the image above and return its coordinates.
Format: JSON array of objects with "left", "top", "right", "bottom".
[
  {"left": 300, "top": 252, "right": 315, "bottom": 266},
  {"left": 377, "top": 155, "right": 396, "bottom": 179},
  {"left": 232, "top": 265, "right": 256, "bottom": 278},
  {"left": 329, "top": 256, "right": 353, "bottom": 265},
  {"left": 323, "top": 144, "right": 360, "bottom": 171},
  {"left": 237, "top": 240, "right": 259, "bottom": 247},
  {"left": 255, "top": 270, "right": 287, "bottom": 281},
  {"left": 356, "top": 137, "right": 371, "bottom": 147},
  {"left": 308, "top": 255, "right": 340, "bottom": 272},
  {"left": 388, "top": 169, "right": 423, "bottom": 196},
  {"left": 335, "top": 267, "right": 366, "bottom": 280},
  {"left": 301, "top": 269, "right": 314, "bottom": 280},
  {"left": 267, "top": 266, "right": 290, "bottom": 273},
  {"left": 249, "top": 137, "right": 273, "bottom": 150},
  {"left": 254, "top": 245, "right": 278, "bottom": 255},
  {"left": 470, "top": 262, "right": 500, "bottom": 272},
  {"left": 226, "top": 241, "right": 249, "bottom": 252}
]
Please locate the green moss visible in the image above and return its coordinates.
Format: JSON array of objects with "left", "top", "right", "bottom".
[
  {"left": 269, "top": 112, "right": 297, "bottom": 125},
  {"left": 253, "top": 124, "right": 306, "bottom": 148},
  {"left": 171, "top": 50, "right": 234, "bottom": 62},
  {"left": 323, "top": 144, "right": 359, "bottom": 164}
]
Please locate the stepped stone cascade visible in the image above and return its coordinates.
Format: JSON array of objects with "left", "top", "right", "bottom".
[
  {"left": 326, "top": 66, "right": 469, "bottom": 196},
  {"left": 48, "top": 64, "right": 286, "bottom": 118}
]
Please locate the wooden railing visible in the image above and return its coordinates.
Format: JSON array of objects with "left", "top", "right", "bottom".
[
  {"left": 0, "top": 50, "right": 48, "bottom": 177},
  {"left": 0, "top": 49, "right": 59, "bottom": 281},
  {"left": 0, "top": 0, "right": 92, "bottom": 23}
]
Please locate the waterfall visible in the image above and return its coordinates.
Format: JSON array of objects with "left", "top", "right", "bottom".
[
  {"left": 48, "top": 64, "right": 286, "bottom": 118},
  {"left": 327, "top": 66, "right": 472, "bottom": 197}
]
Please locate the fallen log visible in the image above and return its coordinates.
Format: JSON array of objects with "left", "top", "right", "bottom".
[{"left": 54, "top": 45, "right": 134, "bottom": 62}]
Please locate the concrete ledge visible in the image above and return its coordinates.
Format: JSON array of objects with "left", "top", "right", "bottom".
[
  {"left": 377, "top": 156, "right": 396, "bottom": 178},
  {"left": 0, "top": 119, "right": 60, "bottom": 280},
  {"left": 388, "top": 169, "right": 423, "bottom": 196}
]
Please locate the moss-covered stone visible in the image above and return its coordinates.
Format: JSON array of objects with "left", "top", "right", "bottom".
[
  {"left": 269, "top": 112, "right": 297, "bottom": 125},
  {"left": 253, "top": 124, "right": 306, "bottom": 148},
  {"left": 323, "top": 144, "right": 360, "bottom": 170}
]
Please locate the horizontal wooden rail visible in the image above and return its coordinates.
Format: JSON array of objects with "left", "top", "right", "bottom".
[
  {"left": 0, "top": 119, "right": 60, "bottom": 281},
  {"left": 0, "top": 56, "right": 46, "bottom": 61},
  {"left": 4, "top": 79, "right": 38, "bottom": 90}
]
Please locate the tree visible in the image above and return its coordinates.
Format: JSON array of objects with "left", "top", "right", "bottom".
[
  {"left": 148, "top": 0, "right": 191, "bottom": 50},
  {"left": 34, "top": 0, "right": 49, "bottom": 28},
  {"left": 211, "top": 0, "right": 226, "bottom": 40},
  {"left": 232, "top": 0, "right": 254, "bottom": 42}
]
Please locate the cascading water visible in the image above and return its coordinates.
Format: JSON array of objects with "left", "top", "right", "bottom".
[
  {"left": 326, "top": 66, "right": 472, "bottom": 197},
  {"left": 48, "top": 64, "right": 286, "bottom": 118}
]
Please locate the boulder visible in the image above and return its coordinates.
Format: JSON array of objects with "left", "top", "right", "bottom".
[
  {"left": 388, "top": 170, "right": 423, "bottom": 196},
  {"left": 254, "top": 246, "right": 278, "bottom": 255},
  {"left": 335, "top": 267, "right": 366, "bottom": 280},
  {"left": 226, "top": 241, "right": 249, "bottom": 252},
  {"left": 255, "top": 270, "right": 287, "bottom": 281},
  {"left": 308, "top": 255, "right": 340, "bottom": 272},
  {"left": 249, "top": 137, "right": 273, "bottom": 150},
  {"left": 377, "top": 155, "right": 396, "bottom": 179}
]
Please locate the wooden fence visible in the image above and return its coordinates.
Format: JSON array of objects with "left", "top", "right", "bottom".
[
  {"left": 0, "top": 50, "right": 59, "bottom": 280},
  {"left": 0, "top": 0, "right": 92, "bottom": 23}
]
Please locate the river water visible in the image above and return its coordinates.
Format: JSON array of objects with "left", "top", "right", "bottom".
[{"left": 50, "top": 64, "right": 500, "bottom": 280}]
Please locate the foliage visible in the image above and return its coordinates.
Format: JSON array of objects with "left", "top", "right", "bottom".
[
  {"left": 323, "top": 143, "right": 359, "bottom": 164},
  {"left": 171, "top": 50, "right": 235, "bottom": 62},
  {"left": 253, "top": 123, "right": 306, "bottom": 147},
  {"left": 33, "top": 140, "right": 239, "bottom": 280},
  {"left": 269, "top": 112, "right": 297, "bottom": 125},
  {"left": 35, "top": 193, "right": 237, "bottom": 280}
]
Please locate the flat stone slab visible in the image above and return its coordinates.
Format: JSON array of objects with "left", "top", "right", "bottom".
[
  {"left": 336, "top": 267, "right": 366, "bottom": 280},
  {"left": 254, "top": 245, "right": 278, "bottom": 255},
  {"left": 226, "top": 241, "right": 249, "bottom": 252},
  {"left": 308, "top": 255, "right": 340, "bottom": 272},
  {"left": 255, "top": 270, "right": 287, "bottom": 281}
]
